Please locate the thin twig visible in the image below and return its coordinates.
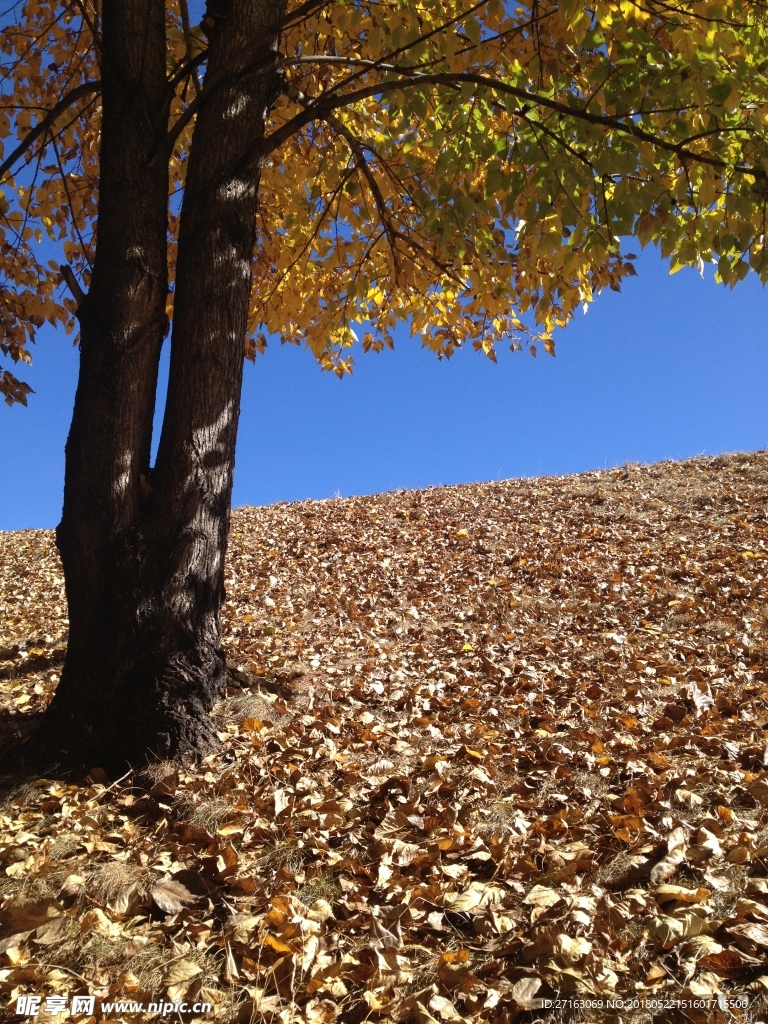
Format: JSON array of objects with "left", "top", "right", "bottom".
[
  {"left": 324, "top": 111, "right": 401, "bottom": 279},
  {"left": 0, "top": 81, "right": 101, "bottom": 185},
  {"left": 51, "top": 132, "right": 94, "bottom": 269},
  {"left": 179, "top": 0, "right": 202, "bottom": 97},
  {"left": 72, "top": 0, "right": 102, "bottom": 69}
]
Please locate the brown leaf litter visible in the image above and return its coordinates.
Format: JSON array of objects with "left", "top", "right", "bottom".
[{"left": 2, "top": 451, "right": 768, "bottom": 1022}]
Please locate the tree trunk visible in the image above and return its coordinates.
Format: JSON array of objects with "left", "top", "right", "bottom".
[{"left": 35, "top": 0, "right": 286, "bottom": 773}]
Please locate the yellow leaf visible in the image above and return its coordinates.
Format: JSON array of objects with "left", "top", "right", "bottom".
[
  {"left": 422, "top": 753, "right": 449, "bottom": 769},
  {"left": 723, "top": 87, "right": 741, "bottom": 113},
  {"left": 655, "top": 885, "right": 710, "bottom": 904},
  {"left": 263, "top": 932, "right": 296, "bottom": 955},
  {"left": 439, "top": 948, "right": 471, "bottom": 965},
  {"left": 241, "top": 717, "right": 265, "bottom": 732}
]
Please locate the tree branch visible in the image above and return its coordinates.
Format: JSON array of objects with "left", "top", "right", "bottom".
[
  {"left": 264, "top": 71, "right": 767, "bottom": 182},
  {"left": 318, "top": 0, "right": 492, "bottom": 102},
  {"left": 59, "top": 263, "right": 86, "bottom": 305},
  {"left": 284, "top": 54, "right": 436, "bottom": 73},
  {"left": 0, "top": 81, "right": 101, "bottom": 185},
  {"left": 323, "top": 111, "right": 401, "bottom": 279},
  {"left": 179, "top": 0, "right": 202, "bottom": 97},
  {"left": 166, "top": 49, "right": 208, "bottom": 92},
  {"left": 271, "top": 0, "right": 334, "bottom": 31},
  {"left": 51, "top": 132, "right": 94, "bottom": 269},
  {"left": 73, "top": 0, "right": 103, "bottom": 68}
]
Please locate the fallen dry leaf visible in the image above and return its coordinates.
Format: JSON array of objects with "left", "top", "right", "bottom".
[{"left": 151, "top": 878, "right": 198, "bottom": 914}]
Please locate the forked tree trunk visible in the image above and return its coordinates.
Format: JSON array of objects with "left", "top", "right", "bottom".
[{"left": 35, "top": 0, "right": 286, "bottom": 773}]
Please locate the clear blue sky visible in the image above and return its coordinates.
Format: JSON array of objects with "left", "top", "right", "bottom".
[{"left": 1, "top": 248, "right": 766, "bottom": 531}]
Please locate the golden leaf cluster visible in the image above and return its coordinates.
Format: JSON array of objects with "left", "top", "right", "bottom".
[{"left": 2, "top": 1, "right": 767, "bottom": 400}]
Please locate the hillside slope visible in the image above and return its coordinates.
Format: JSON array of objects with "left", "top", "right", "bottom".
[{"left": 1, "top": 452, "right": 768, "bottom": 1022}]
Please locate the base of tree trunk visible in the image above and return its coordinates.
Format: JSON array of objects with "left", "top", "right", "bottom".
[{"left": 24, "top": 642, "right": 228, "bottom": 775}]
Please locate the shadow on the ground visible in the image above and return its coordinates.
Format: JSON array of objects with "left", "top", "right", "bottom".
[
  {"left": 0, "top": 648, "right": 66, "bottom": 681},
  {"left": 0, "top": 709, "right": 74, "bottom": 789},
  {"left": 0, "top": 707, "right": 44, "bottom": 753}
]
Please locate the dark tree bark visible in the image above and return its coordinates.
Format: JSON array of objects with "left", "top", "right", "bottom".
[{"left": 34, "top": 0, "right": 286, "bottom": 773}]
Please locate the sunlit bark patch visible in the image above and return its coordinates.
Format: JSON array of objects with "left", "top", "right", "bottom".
[{"left": 218, "top": 178, "right": 254, "bottom": 202}]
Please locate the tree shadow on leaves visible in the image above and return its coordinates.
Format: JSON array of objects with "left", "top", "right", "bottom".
[{"left": 0, "top": 708, "right": 75, "bottom": 787}]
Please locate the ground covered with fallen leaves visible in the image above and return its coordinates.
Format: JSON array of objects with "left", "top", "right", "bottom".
[{"left": 2, "top": 451, "right": 768, "bottom": 1024}]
